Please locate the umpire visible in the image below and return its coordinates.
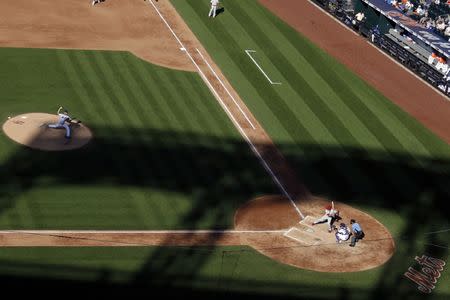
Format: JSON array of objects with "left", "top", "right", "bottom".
[{"left": 349, "top": 219, "right": 365, "bottom": 247}]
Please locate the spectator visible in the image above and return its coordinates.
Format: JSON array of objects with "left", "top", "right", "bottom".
[
  {"left": 429, "top": 52, "right": 438, "bottom": 64},
  {"left": 355, "top": 11, "right": 365, "bottom": 22},
  {"left": 415, "top": 5, "right": 425, "bottom": 16},
  {"left": 444, "top": 25, "right": 450, "bottom": 37},
  {"left": 371, "top": 24, "right": 381, "bottom": 43},
  {"left": 352, "top": 11, "right": 365, "bottom": 28},
  {"left": 436, "top": 18, "right": 446, "bottom": 31},
  {"left": 436, "top": 56, "right": 447, "bottom": 71}
]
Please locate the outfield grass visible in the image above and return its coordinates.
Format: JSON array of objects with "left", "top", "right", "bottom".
[{"left": 0, "top": 47, "right": 278, "bottom": 229}]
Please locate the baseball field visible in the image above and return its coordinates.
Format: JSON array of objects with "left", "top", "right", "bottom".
[{"left": 0, "top": 0, "right": 449, "bottom": 298}]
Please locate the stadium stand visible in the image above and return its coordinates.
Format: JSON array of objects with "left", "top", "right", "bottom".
[{"left": 312, "top": 0, "right": 450, "bottom": 97}]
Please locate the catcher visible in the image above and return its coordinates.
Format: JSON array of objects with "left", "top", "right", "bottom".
[
  {"left": 312, "top": 201, "right": 340, "bottom": 233},
  {"left": 335, "top": 223, "right": 350, "bottom": 243},
  {"left": 46, "top": 106, "right": 81, "bottom": 140}
]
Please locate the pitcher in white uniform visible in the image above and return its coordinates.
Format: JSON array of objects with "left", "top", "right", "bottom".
[{"left": 47, "top": 107, "right": 73, "bottom": 139}]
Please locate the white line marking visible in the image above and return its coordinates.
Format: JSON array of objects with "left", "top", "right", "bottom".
[
  {"left": 245, "top": 50, "right": 281, "bottom": 85},
  {"left": 146, "top": 0, "right": 304, "bottom": 220},
  {"left": 424, "top": 228, "right": 450, "bottom": 235},
  {"left": 283, "top": 227, "right": 319, "bottom": 245},
  {"left": 196, "top": 48, "right": 256, "bottom": 129},
  {"left": 2, "top": 230, "right": 288, "bottom": 234}
]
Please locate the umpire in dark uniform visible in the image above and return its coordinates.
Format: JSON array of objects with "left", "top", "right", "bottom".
[{"left": 349, "top": 219, "right": 365, "bottom": 247}]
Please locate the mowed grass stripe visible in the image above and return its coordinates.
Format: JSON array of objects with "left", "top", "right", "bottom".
[
  {"left": 173, "top": 73, "right": 276, "bottom": 194},
  {"left": 248, "top": 1, "right": 449, "bottom": 200},
  {"left": 57, "top": 51, "right": 143, "bottom": 226},
  {"left": 259, "top": 18, "right": 435, "bottom": 199},
  {"left": 71, "top": 51, "right": 123, "bottom": 126},
  {"left": 125, "top": 54, "right": 229, "bottom": 197},
  {"left": 87, "top": 51, "right": 139, "bottom": 132},
  {"left": 241, "top": 1, "right": 392, "bottom": 150},
  {"left": 181, "top": 0, "right": 353, "bottom": 196},
  {"left": 124, "top": 55, "right": 192, "bottom": 190},
  {"left": 223, "top": 1, "right": 393, "bottom": 196},
  {"left": 63, "top": 51, "right": 151, "bottom": 227},
  {"left": 178, "top": 1, "right": 295, "bottom": 144},
  {"left": 176, "top": 0, "right": 420, "bottom": 200},
  {"left": 94, "top": 51, "right": 180, "bottom": 227},
  {"left": 188, "top": 2, "right": 351, "bottom": 196},
  {"left": 226, "top": 2, "right": 386, "bottom": 196},
  {"left": 106, "top": 52, "right": 187, "bottom": 222},
  {"left": 116, "top": 58, "right": 209, "bottom": 193},
  {"left": 203, "top": 0, "right": 354, "bottom": 147},
  {"left": 99, "top": 51, "right": 154, "bottom": 129},
  {"left": 56, "top": 50, "right": 100, "bottom": 122},
  {"left": 181, "top": 0, "right": 328, "bottom": 144},
  {"left": 62, "top": 50, "right": 199, "bottom": 228},
  {"left": 252, "top": 4, "right": 447, "bottom": 163},
  {"left": 74, "top": 51, "right": 166, "bottom": 226},
  {"left": 180, "top": 73, "right": 236, "bottom": 138},
  {"left": 114, "top": 53, "right": 162, "bottom": 130},
  {"left": 362, "top": 78, "right": 450, "bottom": 158}
]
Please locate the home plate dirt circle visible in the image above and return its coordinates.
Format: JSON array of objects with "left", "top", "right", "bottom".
[
  {"left": 234, "top": 195, "right": 396, "bottom": 272},
  {"left": 2, "top": 113, "right": 93, "bottom": 151}
]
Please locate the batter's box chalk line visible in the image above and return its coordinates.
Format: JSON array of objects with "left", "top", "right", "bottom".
[{"left": 284, "top": 226, "right": 322, "bottom": 246}]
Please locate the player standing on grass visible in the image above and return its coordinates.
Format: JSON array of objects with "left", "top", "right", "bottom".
[{"left": 208, "top": 0, "right": 220, "bottom": 18}]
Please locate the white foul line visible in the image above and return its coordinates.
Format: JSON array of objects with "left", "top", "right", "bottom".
[
  {"left": 3, "top": 229, "right": 288, "bottom": 234},
  {"left": 196, "top": 48, "right": 256, "bottom": 129},
  {"left": 146, "top": 0, "right": 304, "bottom": 220},
  {"left": 245, "top": 50, "right": 281, "bottom": 85}
]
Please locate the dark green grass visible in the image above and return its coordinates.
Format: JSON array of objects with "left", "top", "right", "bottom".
[{"left": 0, "top": 47, "right": 278, "bottom": 229}]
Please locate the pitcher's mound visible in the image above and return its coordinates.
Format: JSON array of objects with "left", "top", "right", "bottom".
[{"left": 2, "top": 113, "right": 93, "bottom": 151}]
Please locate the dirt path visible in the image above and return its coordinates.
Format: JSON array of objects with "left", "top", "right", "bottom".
[
  {"left": 260, "top": 0, "right": 450, "bottom": 144},
  {"left": 0, "top": 0, "right": 395, "bottom": 272}
]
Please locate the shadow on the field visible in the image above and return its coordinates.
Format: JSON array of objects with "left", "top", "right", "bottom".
[
  {"left": 215, "top": 7, "right": 225, "bottom": 17},
  {"left": 1, "top": 255, "right": 447, "bottom": 300},
  {"left": 0, "top": 126, "right": 448, "bottom": 298}
]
